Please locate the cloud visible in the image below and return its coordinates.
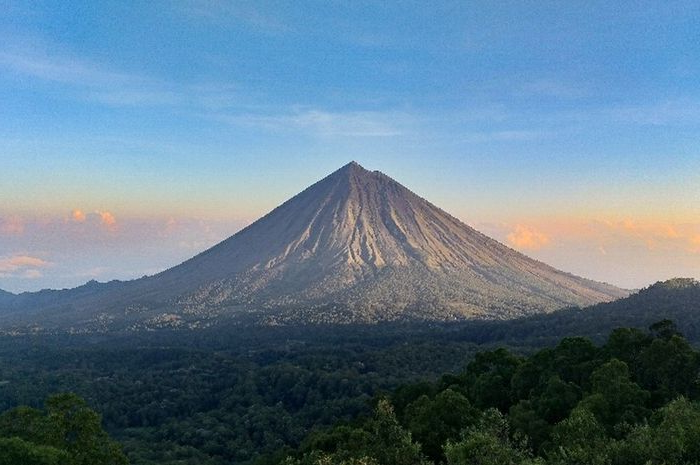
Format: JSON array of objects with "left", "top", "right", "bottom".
[
  {"left": 293, "top": 110, "right": 403, "bottom": 136},
  {"left": 507, "top": 225, "right": 550, "bottom": 250},
  {"left": 661, "top": 225, "right": 680, "bottom": 239},
  {"left": 475, "top": 217, "right": 700, "bottom": 289},
  {"left": 0, "top": 216, "right": 24, "bottom": 235},
  {"left": 690, "top": 235, "right": 700, "bottom": 254},
  {"left": 22, "top": 269, "right": 43, "bottom": 279},
  {"left": 221, "top": 109, "right": 406, "bottom": 137},
  {"left": 496, "top": 217, "right": 700, "bottom": 258},
  {"left": 460, "top": 129, "right": 548, "bottom": 143},
  {"left": 97, "top": 211, "right": 117, "bottom": 228},
  {"left": 0, "top": 49, "right": 140, "bottom": 87},
  {"left": 179, "top": 0, "right": 292, "bottom": 35},
  {"left": 604, "top": 219, "right": 692, "bottom": 250},
  {"left": 0, "top": 44, "right": 237, "bottom": 109},
  {"left": 72, "top": 209, "right": 86, "bottom": 222},
  {"left": 520, "top": 79, "right": 587, "bottom": 99},
  {"left": 87, "top": 89, "right": 181, "bottom": 106},
  {"left": 606, "top": 99, "right": 700, "bottom": 126},
  {"left": 69, "top": 209, "right": 115, "bottom": 228},
  {"left": 0, "top": 255, "right": 51, "bottom": 278},
  {"left": 0, "top": 213, "right": 252, "bottom": 291},
  {"left": 0, "top": 46, "right": 183, "bottom": 108}
]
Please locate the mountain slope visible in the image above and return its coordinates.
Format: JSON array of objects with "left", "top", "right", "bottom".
[{"left": 0, "top": 162, "right": 627, "bottom": 330}]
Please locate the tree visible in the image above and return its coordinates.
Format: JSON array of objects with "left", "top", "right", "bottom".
[
  {"left": 0, "top": 437, "right": 69, "bottom": 465},
  {"left": 404, "top": 389, "right": 478, "bottom": 462},
  {"left": 649, "top": 320, "right": 681, "bottom": 341},
  {"left": 289, "top": 400, "right": 427, "bottom": 465},
  {"left": 444, "top": 408, "right": 540, "bottom": 465},
  {"left": 508, "top": 400, "right": 550, "bottom": 453},
  {"left": 0, "top": 393, "right": 128, "bottom": 465},
  {"left": 578, "top": 359, "right": 649, "bottom": 434},
  {"left": 603, "top": 327, "right": 651, "bottom": 374},
  {"left": 550, "top": 337, "right": 600, "bottom": 388},
  {"left": 365, "top": 399, "right": 428, "bottom": 465},
  {"left": 464, "top": 348, "right": 522, "bottom": 411},
  {"left": 535, "top": 375, "right": 581, "bottom": 424},
  {"left": 615, "top": 397, "right": 700, "bottom": 464},
  {"left": 638, "top": 335, "right": 700, "bottom": 404},
  {"left": 546, "top": 407, "right": 610, "bottom": 465},
  {"left": 509, "top": 375, "right": 581, "bottom": 451}
]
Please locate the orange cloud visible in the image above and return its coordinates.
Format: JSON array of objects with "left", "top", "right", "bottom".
[
  {"left": 613, "top": 219, "right": 682, "bottom": 240},
  {"left": 662, "top": 225, "right": 680, "bottom": 239},
  {"left": 0, "top": 255, "right": 51, "bottom": 278},
  {"left": 507, "top": 225, "right": 550, "bottom": 250},
  {"left": 97, "top": 211, "right": 117, "bottom": 228},
  {"left": 690, "top": 235, "right": 700, "bottom": 253},
  {"left": 610, "top": 220, "right": 698, "bottom": 252},
  {"left": 72, "top": 209, "right": 86, "bottom": 222},
  {"left": 498, "top": 217, "right": 700, "bottom": 259},
  {"left": 0, "top": 216, "right": 24, "bottom": 235},
  {"left": 622, "top": 218, "right": 637, "bottom": 233}
]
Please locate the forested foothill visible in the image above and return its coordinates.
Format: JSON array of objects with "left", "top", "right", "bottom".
[{"left": 0, "top": 278, "right": 697, "bottom": 464}]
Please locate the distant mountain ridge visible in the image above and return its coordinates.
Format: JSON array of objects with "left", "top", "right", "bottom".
[
  {"left": 0, "top": 162, "right": 627, "bottom": 331},
  {"left": 0, "top": 289, "right": 14, "bottom": 304},
  {"left": 452, "top": 278, "right": 700, "bottom": 346}
]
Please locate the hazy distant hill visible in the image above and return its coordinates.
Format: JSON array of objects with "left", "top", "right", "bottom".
[
  {"left": 0, "top": 162, "right": 626, "bottom": 332},
  {"left": 0, "top": 289, "right": 13, "bottom": 305}
]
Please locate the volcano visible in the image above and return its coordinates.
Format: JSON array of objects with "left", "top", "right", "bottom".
[{"left": 0, "top": 162, "right": 626, "bottom": 330}]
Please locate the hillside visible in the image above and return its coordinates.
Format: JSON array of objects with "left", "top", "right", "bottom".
[{"left": 445, "top": 278, "right": 700, "bottom": 346}]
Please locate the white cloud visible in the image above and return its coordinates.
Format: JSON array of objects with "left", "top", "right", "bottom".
[
  {"left": 220, "top": 109, "right": 407, "bottom": 137},
  {"left": 520, "top": 78, "right": 587, "bottom": 99},
  {"left": 0, "top": 44, "right": 241, "bottom": 109},
  {"left": 459, "top": 129, "right": 549, "bottom": 143},
  {"left": 0, "top": 49, "right": 142, "bottom": 87},
  {"left": 606, "top": 99, "right": 700, "bottom": 126},
  {"left": 179, "top": 0, "right": 292, "bottom": 34}
]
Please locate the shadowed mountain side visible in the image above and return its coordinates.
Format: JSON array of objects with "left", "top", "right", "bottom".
[{"left": 0, "top": 162, "right": 626, "bottom": 331}]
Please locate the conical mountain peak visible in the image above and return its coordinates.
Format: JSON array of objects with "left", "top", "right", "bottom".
[
  {"left": 0, "top": 162, "right": 628, "bottom": 329},
  {"left": 330, "top": 160, "right": 378, "bottom": 182},
  {"left": 342, "top": 160, "right": 363, "bottom": 170},
  {"left": 151, "top": 162, "right": 625, "bottom": 323}
]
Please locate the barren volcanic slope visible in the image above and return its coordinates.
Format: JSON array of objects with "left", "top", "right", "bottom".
[{"left": 0, "top": 162, "right": 627, "bottom": 331}]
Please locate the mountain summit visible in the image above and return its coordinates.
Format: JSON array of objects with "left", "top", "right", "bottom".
[{"left": 0, "top": 162, "right": 626, "bottom": 330}]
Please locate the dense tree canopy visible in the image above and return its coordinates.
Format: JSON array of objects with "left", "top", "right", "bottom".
[
  {"left": 0, "top": 393, "right": 127, "bottom": 465},
  {"left": 286, "top": 321, "right": 700, "bottom": 465}
]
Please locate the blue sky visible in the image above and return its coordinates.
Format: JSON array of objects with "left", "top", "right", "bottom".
[{"left": 1, "top": 1, "right": 699, "bottom": 291}]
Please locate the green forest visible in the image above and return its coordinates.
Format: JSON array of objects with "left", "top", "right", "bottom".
[
  {"left": 0, "top": 393, "right": 127, "bottom": 465},
  {"left": 0, "top": 279, "right": 699, "bottom": 464},
  {"left": 286, "top": 319, "right": 700, "bottom": 464}
]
